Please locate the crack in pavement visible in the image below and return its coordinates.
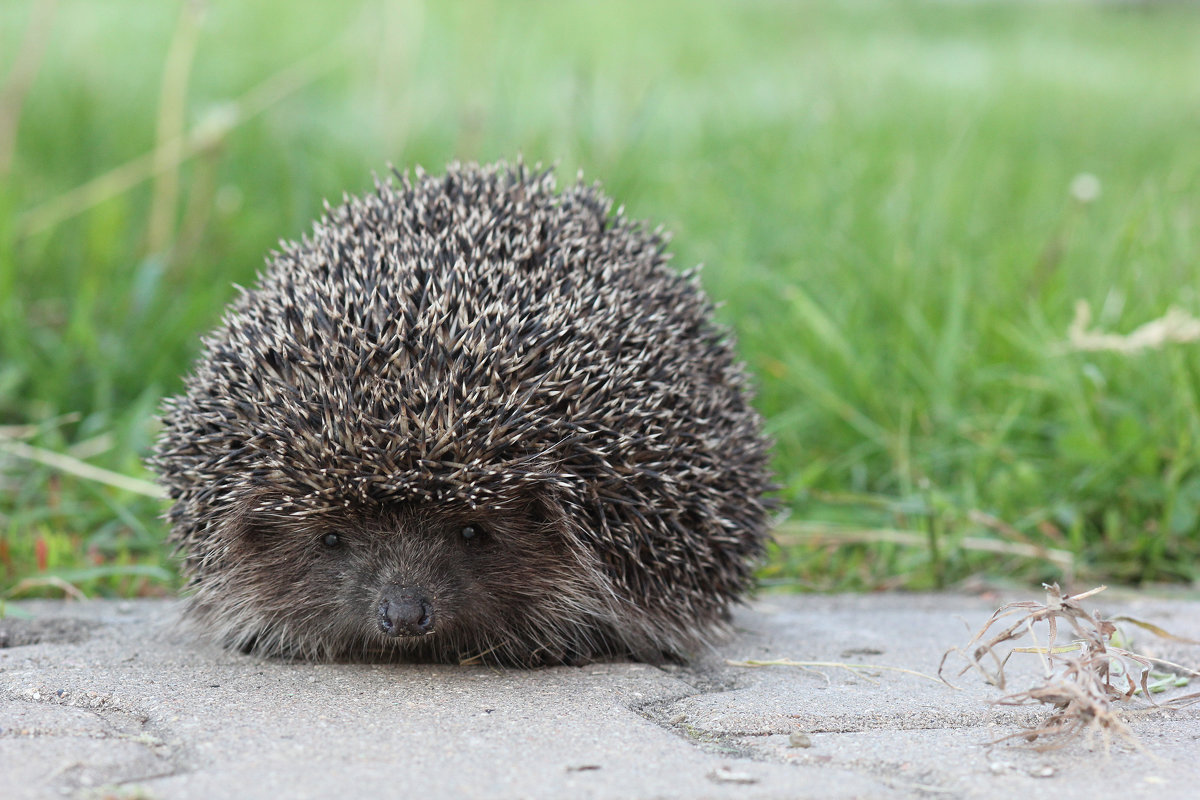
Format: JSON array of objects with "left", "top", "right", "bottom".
[{"left": 1, "top": 684, "right": 194, "bottom": 797}]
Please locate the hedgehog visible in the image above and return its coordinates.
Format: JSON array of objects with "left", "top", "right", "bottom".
[{"left": 152, "top": 161, "right": 773, "bottom": 666}]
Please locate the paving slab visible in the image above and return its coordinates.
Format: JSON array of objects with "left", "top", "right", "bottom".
[{"left": 1, "top": 591, "right": 1197, "bottom": 799}]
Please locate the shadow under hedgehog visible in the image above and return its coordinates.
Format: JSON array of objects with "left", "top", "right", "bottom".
[{"left": 152, "top": 160, "right": 773, "bottom": 667}]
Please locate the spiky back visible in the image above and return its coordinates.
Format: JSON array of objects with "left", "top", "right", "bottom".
[{"left": 154, "top": 162, "right": 771, "bottom": 630}]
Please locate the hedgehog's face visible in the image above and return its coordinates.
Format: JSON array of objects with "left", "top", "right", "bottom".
[{"left": 187, "top": 498, "right": 617, "bottom": 665}]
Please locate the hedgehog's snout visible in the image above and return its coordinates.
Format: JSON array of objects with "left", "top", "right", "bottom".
[{"left": 376, "top": 584, "right": 436, "bottom": 637}]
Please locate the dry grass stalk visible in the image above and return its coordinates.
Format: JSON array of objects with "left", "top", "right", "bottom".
[
  {"left": 0, "top": 434, "right": 164, "bottom": 499},
  {"left": 146, "top": 0, "right": 207, "bottom": 255},
  {"left": 1066, "top": 300, "right": 1200, "bottom": 354},
  {"left": 15, "top": 23, "right": 353, "bottom": 238},
  {"left": 4, "top": 575, "right": 88, "bottom": 601},
  {"left": 940, "top": 583, "right": 1199, "bottom": 750},
  {"left": 728, "top": 658, "right": 945, "bottom": 686},
  {"left": 773, "top": 520, "right": 1075, "bottom": 578},
  {"left": 0, "top": 0, "right": 58, "bottom": 177}
]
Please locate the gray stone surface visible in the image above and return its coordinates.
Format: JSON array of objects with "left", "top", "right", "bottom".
[{"left": 1, "top": 592, "right": 1197, "bottom": 799}]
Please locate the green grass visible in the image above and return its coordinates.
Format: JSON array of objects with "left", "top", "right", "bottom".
[{"left": 3, "top": 0, "right": 1200, "bottom": 597}]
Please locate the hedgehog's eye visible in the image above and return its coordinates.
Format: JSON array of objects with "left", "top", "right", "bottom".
[
  {"left": 321, "top": 532, "right": 342, "bottom": 549},
  {"left": 459, "top": 524, "right": 485, "bottom": 542}
]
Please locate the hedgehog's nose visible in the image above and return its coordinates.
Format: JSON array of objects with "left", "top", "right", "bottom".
[{"left": 377, "top": 585, "right": 435, "bottom": 637}]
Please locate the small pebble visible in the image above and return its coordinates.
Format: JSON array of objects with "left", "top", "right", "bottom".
[
  {"left": 789, "top": 732, "right": 812, "bottom": 748},
  {"left": 708, "top": 766, "right": 758, "bottom": 785}
]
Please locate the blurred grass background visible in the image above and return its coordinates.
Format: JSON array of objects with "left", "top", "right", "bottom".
[{"left": 2, "top": 0, "right": 1200, "bottom": 599}]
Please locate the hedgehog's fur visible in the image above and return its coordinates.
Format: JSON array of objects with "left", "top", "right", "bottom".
[{"left": 152, "top": 161, "right": 773, "bottom": 666}]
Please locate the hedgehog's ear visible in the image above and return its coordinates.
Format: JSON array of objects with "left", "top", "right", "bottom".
[
  {"left": 524, "top": 494, "right": 587, "bottom": 546},
  {"left": 522, "top": 494, "right": 566, "bottom": 530},
  {"left": 231, "top": 493, "right": 324, "bottom": 542},
  {"left": 526, "top": 500, "right": 549, "bottom": 526}
]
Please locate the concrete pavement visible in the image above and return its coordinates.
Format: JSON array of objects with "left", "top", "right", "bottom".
[{"left": 2, "top": 591, "right": 1197, "bottom": 799}]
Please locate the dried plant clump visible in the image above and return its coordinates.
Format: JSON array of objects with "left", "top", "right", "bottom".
[{"left": 940, "top": 584, "right": 1199, "bottom": 750}]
